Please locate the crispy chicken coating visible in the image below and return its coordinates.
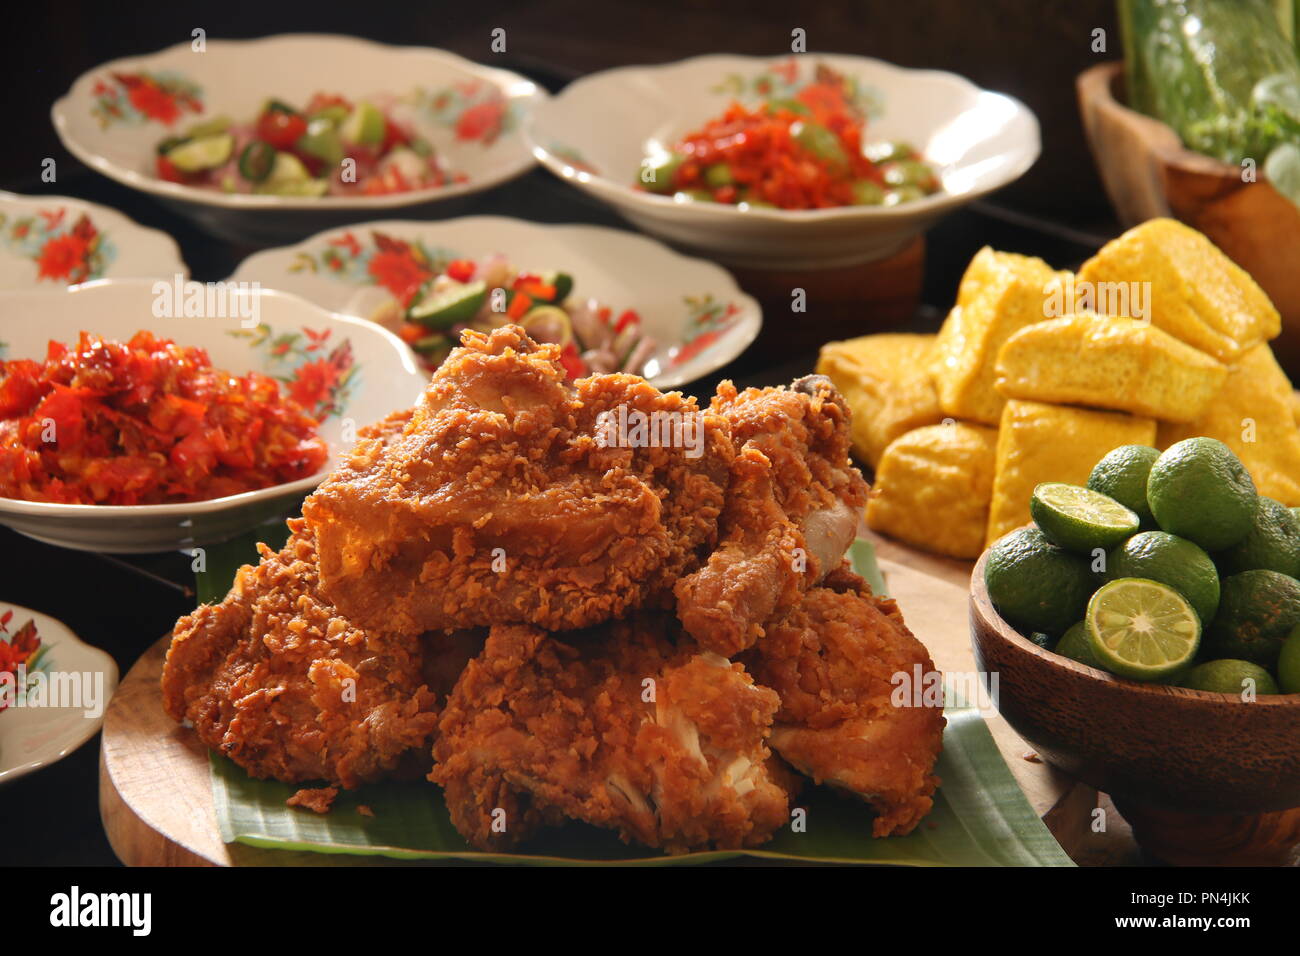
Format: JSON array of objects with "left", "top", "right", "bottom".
[
  {"left": 303, "top": 326, "right": 733, "bottom": 635},
  {"left": 675, "top": 375, "right": 870, "bottom": 656},
  {"left": 742, "top": 567, "right": 945, "bottom": 837},
  {"left": 162, "top": 519, "right": 441, "bottom": 789},
  {"left": 430, "top": 616, "right": 791, "bottom": 854}
]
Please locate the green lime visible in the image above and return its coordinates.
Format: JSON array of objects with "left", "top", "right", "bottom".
[
  {"left": 1088, "top": 444, "right": 1160, "bottom": 528},
  {"left": 1053, "top": 621, "right": 1103, "bottom": 669},
  {"left": 408, "top": 280, "right": 488, "bottom": 329},
  {"left": 1217, "top": 497, "right": 1300, "bottom": 578},
  {"left": 1279, "top": 625, "right": 1300, "bottom": 694},
  {"left": 1106, "top": 531, "right": 1220, "bottom": 624},
  {"left": 1147, "top": 438, "right": 1259, "bottom": 551},
  {"left": 1085, "top": 577, "right": 1201, "bottom": 681},
  {"left": 165, "top": 133, "right": 234, "bottom": 172},
  {"left": 984, "top": 527, "right": 1095, "bottom": 638},
  {"left": 1180, "top": 659, "right": 1280, "bottom": 697},
  {"left": 1030, "top": 482, "right": 1140, "bottom": 553},
  {"left": 341, "top": 100, "right": 386, "bottom": 146},
  {"left": 1206, "top": 569, "right": 1300, "bottom": 668}
]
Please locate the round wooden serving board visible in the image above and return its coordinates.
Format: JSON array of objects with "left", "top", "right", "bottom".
[{"left": 99, "top": 530, "right": 1141, "bottom": 867}]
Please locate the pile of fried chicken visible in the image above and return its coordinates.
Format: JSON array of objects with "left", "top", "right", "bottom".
[{"left": 162, "top": 326, "right": 945, "bottom": 855}]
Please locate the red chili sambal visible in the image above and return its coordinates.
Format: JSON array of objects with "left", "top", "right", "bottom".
[{"left": 0, "top": 331, "right": 329, "bottom": 505}]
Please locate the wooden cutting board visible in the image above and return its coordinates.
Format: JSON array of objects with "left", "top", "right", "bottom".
[{"left": 98, "top": 532, "right": 1141, "bottom": 867}]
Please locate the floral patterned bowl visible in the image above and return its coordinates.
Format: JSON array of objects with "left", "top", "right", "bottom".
[
  {"left": 51, "top": 34, "right": 547, "bottom": 245},
  {"left": 0, "top": 604, "right": 118, "bottom": 785},
  {"left": 0, "top": 191, "right": 186, "bottom": 290},
  {"left": 0, "top": 279, "right": 427, "bottom": 553},
  {"left": 229, "top": 216, "right": 762, "bottom": 390},
  {"left": 527, "top": 54, "right": 1040, "bottom": 268}
]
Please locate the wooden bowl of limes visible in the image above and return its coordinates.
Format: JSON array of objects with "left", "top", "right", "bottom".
[{"left": 971, "top": 542, "right": 1300, "bottom": 866}]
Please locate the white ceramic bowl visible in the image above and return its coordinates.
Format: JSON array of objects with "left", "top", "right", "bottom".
[
  {"left": 0, "top": 279, "right": 426, "bottom": 553},
  {"left": 0, "top": 191, "right": 186, "bottom": 289},
  {"left": 527, "top": 54, "right": 1040, "bottom": 268},
  {"left": 0, "top": 604, "right": 118, "bottom": 785},
  {"left": 230, "top": 215, "right": 762, "bottom": 390},
  {"left": 52, "top": 34, "right": 547, "bottom": 245}
]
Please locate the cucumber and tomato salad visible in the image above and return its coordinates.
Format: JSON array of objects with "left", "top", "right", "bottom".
[
  {"left": 396, "top": 257, "right": 656, "bottom": 381},
  {"left": 154, "top": 94, "right": 455, "bottom": 197}
]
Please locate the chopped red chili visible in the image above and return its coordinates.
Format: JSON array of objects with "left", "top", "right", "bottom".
[{"left": 0, "top": 331, "right": 329, "bottom": 505}]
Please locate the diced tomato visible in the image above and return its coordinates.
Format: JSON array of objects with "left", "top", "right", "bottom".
[
  {"left": 614, "top": 309, "right": 641, "bottom": 333},
  {"left": 558, "top": 342, "right": 586, "bottom": 380},
  {"left": 507, "top": 292, "right": 533, "bottom": 320},
  {"left": 398, "top": 322, "right": 426, "bottom": 345},
  {"left": 445, "top": 259, "right": 476, "bottom": 283},
  {"left": 256, "top": 109, "right": 308, "bottom": 149},
  {"left": 156, "top": 155, "right": 185, "bottom": 183}
]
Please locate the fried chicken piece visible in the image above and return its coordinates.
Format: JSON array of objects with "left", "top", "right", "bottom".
[
  {"left": 303, "top": 325, "right": 733, "bottom": 636},
  {"left": 741, "top": 567, "right": 945, "bottom": 837},
  {"left": 162, "top": 519, "right": 440, "bottom": 789},
  {"left": 675, "top": 375, "right": 870, "bottom": 656},
  {"left": 430, "top": 616, "right": 791, "bottom": 854}
]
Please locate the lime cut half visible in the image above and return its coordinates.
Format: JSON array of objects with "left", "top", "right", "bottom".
[
  {"left": 1030, "top": 482, "right": 1140, "bottom": 553},
  {"left": 166, "top": 133, "right": 234, "bottom": 172},
  {"left": 1086, "top": 577, "right": 1201, "bottom": 681}
]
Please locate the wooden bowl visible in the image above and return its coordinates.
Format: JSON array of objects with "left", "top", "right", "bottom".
[
  {"left": 1077, "top": 61, "right": 1300, "bottom": 376},
  {"left": 970, "top": 547, "right": 1300, "bottom": 865}
]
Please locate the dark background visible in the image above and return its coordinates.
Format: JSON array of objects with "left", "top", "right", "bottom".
[
  {"left": 0, "top": 0, "right": 1124, "bottom": 866},
  {"left": 5, "top": 0, "right": 1119, "bottom": 222}
]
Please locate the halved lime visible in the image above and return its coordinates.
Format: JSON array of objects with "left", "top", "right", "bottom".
[
  {"left": 1030, "top": 482, "right": 1140, "bottom": 553},
  {"left": 166, "top": 133, "right": 234, "bottom": 172},
  {"left": 1086, "top": 577, "right": 1201, "bottom": 681},
  {"left": 408, "top": 280, "right": 488, "bottom": 329}
]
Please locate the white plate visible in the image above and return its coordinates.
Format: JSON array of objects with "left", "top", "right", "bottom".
[
  {"left": 0, "top": 191, "right": 186, "bottom": 289},
  {"left": 0, "top": 279, "right": 427, "bottom": 553},
  {"left": 230, "top": 216, "right": 762, "bottom": 390},
  {"left": 0, "top": 604, "right": 118, "bottom": 785},
  {"left": 52, "top": 34, "right": 547, "bottom": 244},
  {"left": 527, "top": 54, "right": 1040, "bottom": 268}
]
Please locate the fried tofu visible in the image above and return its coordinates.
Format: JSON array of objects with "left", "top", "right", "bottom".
[
  {"left": 994, "top": 314, "right": 1227, "bottom": 422},
  {"left": 1077, "top": 218, "right": 1280, "bottom": 363},
  {"left": 865, "top": 422, "right": 999, "bottom": 559},
  {"left": 987, "top": 400, "right": 1157, "bottom": 545},
  {"left": 816, "top": 334, "right": 944, "bottom": 468},
  {"left": 930, "top": 248, "right": 1061, "bottom": 425},
  {"left": 1157, "top": 344, "right": 1300, "bottom": 506}
]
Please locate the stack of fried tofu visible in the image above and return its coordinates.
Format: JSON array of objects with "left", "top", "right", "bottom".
[{"left": 818, "top": 218, "right": 1298, "bottom": 560}]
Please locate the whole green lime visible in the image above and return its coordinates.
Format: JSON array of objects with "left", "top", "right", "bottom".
[
  {"left": 985, "top": 527, "right": 1095, "bottom": 638},
  {"left": 1053, "top": 620, "right": 1103, "bottom": 670},
  {"left": 1205, "top": 569, "right": 1300, "bottom": 668},
  {"left": 1088, "top": 444, "right": 1160, "bottom": 527},
  {"left": 1106, "top": 531, "right": 1220, "bottom": 624},
  {"left": 1147, "top": 438, "right": 1259, "bottom": 551},
  {"left": 1278, "top": 625, "right": 1300, "bottom": 694},
  {"left": 1180, "top": 659, "right": 1280, "bottom": 697},
  {"left": 1216, "top": 497, "right": 1300, "bottom": 578}
]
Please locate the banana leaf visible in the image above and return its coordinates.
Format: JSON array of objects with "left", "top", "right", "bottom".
[{"left": 199, "top": 528, "right": 1074, "bottom": 866}]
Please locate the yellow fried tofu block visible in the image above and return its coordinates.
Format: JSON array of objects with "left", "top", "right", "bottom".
[
  {"left": 1077, "top": 218, "right": 1280, "bottom": 363},
  {"left": 1157, "top": 344, "right": 1300, "bottom": 506},
  {"left": 931, "top": 248, "right": 1060, "bottom": 425},
  {"left": 987, "top": 400, "right": 1157, "bottom": 545},
  {"left": 1292, "top": 391, "right": 1300, "bottom": 429},
  {"left": 816, "top": 334, "right": 944, "bottom": 468},
  {"left": 994, "top": 314, "right": 1227, "bottom": 422},
  {"left": 865, "top": 422, "right": 999, "bottom": 559}
]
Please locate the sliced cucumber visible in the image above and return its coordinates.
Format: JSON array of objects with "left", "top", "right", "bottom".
[
  {"left": 408, "top": 280, "right": 488, "bottom": 328},
  {"left": 166, "top": 133, "right": 234, "bottom": 173}
]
